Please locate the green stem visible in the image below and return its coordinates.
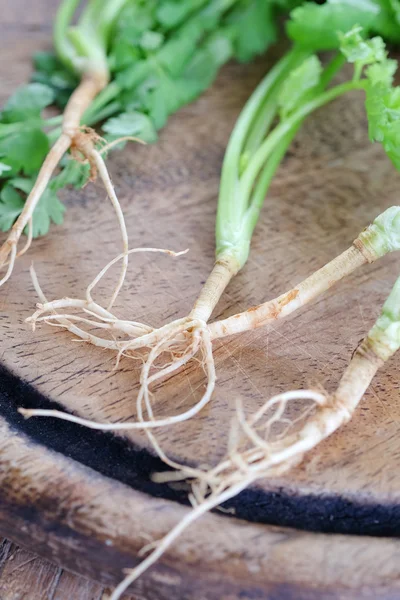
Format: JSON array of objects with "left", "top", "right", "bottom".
[
  {"left": 216, "top": 47, "right": 307, "bottom": 255},
  {"left": 239, "top": 80, "right": 367, "bottom": 215},
  {"left": 244, "top": 125, "right": 302, "bottom": 237},
  {"left": 240, "top": 54, "right": 348, "bottom": 249},
  {"left": 319, "top": 52, "right": 346, "bottom": 88},
  {"left": 216, "top": 126, "right": 301, "bottom": 261},
  {"left": 54, "top": 0, "right": 81, "bottom": 73},
  {"left": 47, "top": 126, "right": 62, "bottom": 146},
  {"left": 82, "top": 81, "right": 121, "bottom": 124},
  {"left": 98, "top": 0, "right": 129, "bottom": 44},
  {"left": 368, "top": 275, "right": 400, "bottom": 361},
  {"left": 85, "top": 101, "right": 121, "bottom": 126},
  {"left": 243, "top": 97, "right": 279, "bottom": 159},
  {"left": 45, "top": 115, "right": 64, "bottom": 127}
]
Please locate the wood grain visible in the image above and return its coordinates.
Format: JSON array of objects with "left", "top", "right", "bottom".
[
  {"left": 1, "top": 0, "right": 400, "bottom": 598},
  {"left": 0, "top": 539, "right": 107, "bottom": 600},
  {"left": 1, "top": 7, "right": 399, "bottom": 511}
]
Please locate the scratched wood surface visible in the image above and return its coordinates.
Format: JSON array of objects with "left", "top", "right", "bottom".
[
  {"left": 1, "top": 0, "right": 400, "bottom": 598},
  {"left": 0, "top": 539, "right": 110, "bottom": 600}
]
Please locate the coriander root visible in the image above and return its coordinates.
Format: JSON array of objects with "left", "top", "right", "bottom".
[
  {"left": 107, "top": 275, "right": 400, "bottom": 599},
  {"left": 21, "top": 208, "right": 400, "bottom": 447},
  {"left": 0, "top": 73, "right": 107, "bottom": 286}
]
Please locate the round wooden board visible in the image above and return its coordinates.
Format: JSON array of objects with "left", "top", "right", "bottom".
[{"left": 1, "top": 1, "right": 400, "bottom": 598}]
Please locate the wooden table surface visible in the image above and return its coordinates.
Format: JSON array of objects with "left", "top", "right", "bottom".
[
  {"left": 2, "top": 1, "right": 400, "bottom": 599},
  {"left": 0, "top": 539, "right": 123, "bottom": 600}
]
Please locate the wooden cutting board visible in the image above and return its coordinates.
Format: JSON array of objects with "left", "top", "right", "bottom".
[{"left": 1, "top": 1, "right": 400, "bottom": 598}]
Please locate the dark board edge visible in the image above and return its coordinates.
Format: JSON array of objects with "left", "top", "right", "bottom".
[
  {"left": 1, "top": 362, "right": 400, "bottom": 537},
  {"left": 0, "top": 406, "right": 400, "bottom": 600}
]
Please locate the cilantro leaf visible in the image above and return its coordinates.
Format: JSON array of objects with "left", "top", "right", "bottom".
[
  {"left": 0, "top": 128, "right": 50, "bottom": 176},
  {"left": 156, "top": 34, "right": 198, "bottom": 77},
  {"left": 140, "top": 31, "right": 164, "bottom": 52},
  {"left": 156, "top": 0, "right": 207, "bottom": 29},
  {"left": 366, "top": 59, "right": 397, "bottom": 86},
  {"left": 103, "top": 111, "right": 157, "bottom": 143},
  {"left": 32, "top": 185, "right": 65, "bottom": 237},
  {"left": 0, "top": 176, "right": 65, "bottom": 238},
  {"left": 0, "top": 162, "right": 12, "bottom": 177},
  {"left": 365, "top": 83, "right": 400, "bottom": 152},
  {"left": 339, "top": 26, "right": 386, "bottom": 65},
  {"left": 372, "top": 0, "right": 400, "bottom": 42},
  {"left": 54, "top": 158, "right": 91, "bottom": 190},
  {"left": 0, "top": 184, "right": 25, "bottom": 232},
  {"left": 228, "top": 0, "right": 279, "bottom": 62},
  {"left": 1, "top": 83, "right": 55, "bottom": 123},
  {"left": 32, "top": 52, "right": 77, "bottom": 108},
  {"left": 287, "top": 0, "right": 380, "bottom": 50}
]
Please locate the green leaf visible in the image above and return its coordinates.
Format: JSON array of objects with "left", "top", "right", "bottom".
[
  {"left": 365, "top": 81, "right": 400, "bottom": 168},
  {"left": 339, "top": 26, "right": 386, "bottom": 64},
  {"left": 33, "top": 51, "right": 60, "bottom": 75},
  {"left": 366, "top": 59, "right": 397, "bottom": 86},
  {"left": 9, "top": 177, "right": 33, "bottom": 194},
  {"left": 156, "top": 0, "right": 207, "bottom": 29},
  {"left": 116, "top": 60, "right": 151, "bottom": 91},
  {"left": 0, "top": 162, "right": 12, "bottom": 177},
  {"left": 102, "top": 111, "right": 157, "bottom": 143},
  {"left": 2, "top": 83, "right": 55, "bottom": 122},
  {"left": 141, "top": 71, "right": 180, "bottom": 129},
  {"left": 279, "top": 55, "right": 322, "bottom": 118},
  {"left": 54, "top": 158, "right": 91, "bottom": 190},
  {"left": 231, "top": 0, "right": 279, "bottom": 62},
  {"left": 140, "top": 31, "right": 164, "bottom": 52},
  {"left": 156, "top": 34, "right": 198, "bottom": 77},
  {"left": 0, "top": 184, "right": 25, "bottom": 232},
  {"left": 0, "top": 128, "right": 50, "bottom": 176},
  {"left": 0, "top": 177, "right": 65, "bottom": 237},
  {"left": 108, "top": 39, "right": 141, "bottom": 72},
  {"left": 287, "top": 0, "right": 380, "bottom": 50},
  {"left": 32, "top": 52, "right": 77, "bottom": 108},
  {"left": 32, "top": 185, "right": 65, "bottom": 237}
]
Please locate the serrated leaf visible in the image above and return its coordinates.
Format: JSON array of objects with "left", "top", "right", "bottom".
[
  {"left": 366, "top": 59, "right": 397, "bottom": 86},
  {"left": 0, "top": 176, "right": 65, "bottom": 237},
  {"left": 54, "top": 158, "right": 91, "bottom": 190},
  {"left": 156, "top": 0, "right": 207, "bottom": 29},
  {"left": 279, "top": 55, "right": 322, "bottom": 118},
  {"left": 9, "top": 177, "right": 33, "bottom": 194},
  {"left": 228, "top": 0, "right": 279, "bottom": 62},
  {"left": 287, "top": 0, "right": 379, "bottom": 50},
  {"left": 365, "top": 81, "right": 400, "bottom": 168},
  {"left": 32, "top": 186, "right": 65, "bottom": 237},
  {"left": 156, "top": 34, "right": 198, "bottom": 77},
  {"left": 339, "top": 26, "right": 386, "bottom": 64},
  {"left": 103, "top": 111, "right": 157, "bottom": 143},
  {"left": 0, "top": 128, "right": 50, "bottom": 176},
  {"left": 0, "top": 184, "right": 25, "bottom": 232},
  {"left": 108, "top": 39, "right": 141, "bottom": 73},
  {"left": 2, "top": 83, "right": 55, "bottom": 122},
  {"left": 33, "top": 51, "right": 60, "bottom": 75}
]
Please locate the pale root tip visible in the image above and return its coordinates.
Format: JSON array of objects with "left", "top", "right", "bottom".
[{"left": 18, "top": 408, "right": 32, "bottom": 419}]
